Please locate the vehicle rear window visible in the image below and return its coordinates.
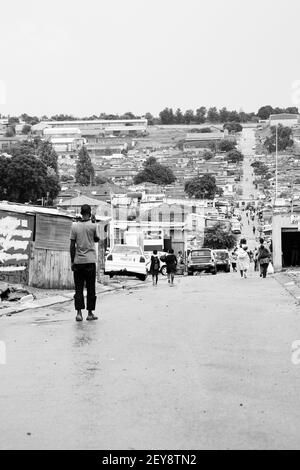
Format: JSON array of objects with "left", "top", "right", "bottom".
[
  {"left": 191, "top": 250, "right": 210, "bottom": 256},
  {"left": 112, "top": 246, "right": 141, "bottom": 255}
]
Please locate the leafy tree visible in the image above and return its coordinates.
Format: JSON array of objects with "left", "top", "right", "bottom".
[
  {"left": 51, "top": 114, "right": 77, "bottom": 121},
  {"left": 144, "top": 112, "right": 154, "bottom": 125},
  {"left": 227, "top": 110, "right": 241, "bottom": 122},
  {"left": 8, "top": 117, "right": 19, "bottom": 125},
  {"left": 195, "top": 107, "right": 206, "bottom": 124},
  {"left": 225, "top": 149, "right": 244, "bottom": 163},
  {"left": 5, "top": 128, "right": 15, "bottom": 137},
  {"left": 207, "top": 107, "right": 219, "bottom": 123},
  {"left": 184, "top": 175, "right": 219, "bottom": 199},
  {"left": 134, "top": 157, "right": 176, "bottom": 185},
  {"left": 21, "top": 124, "right": 32, "bottom": 134},
  {"left": 183, "top": 109, "right": 194, "bottom": 124},
  {"left": 159, "top": 108, "right": 175, "bottom": 125},
  {"left": 175, "top": 108, "right": 184, "bottom": 124},
  {"left": 0, "top": 155, "right": 8, "bottom": 199},
  {"left": 60, "top": 174, "right": 72, "bottom": 182},
  {"left": 120, "top": 112, "right": 137, "bottom": 120},
  {"left": 257, "top": 105, "right": 274, "bottom": 120},
  {"left": 75, "top": 146, "right": 95, "bottom": 185},
  {"left": 38, "top": 140, "right": 58, "bottom": 173},
  {"left": 202, "top": 150, "right": 214, "bottom": 160},
  {"left": 264, "top": 125, "right": 293, "bottom": 153},
  {"left": 219, "top": 107, "right": 229, "bottom": 123},
  {"left": 5, "top": 154, "right": 59, "bottom": 203},
  {"left": 285, "top": 107, "right": 299, "bottom": 114},
  {"left": 218, "top": 140, "right": 236, "bottom": 152},
  {"left": 203, "top": 222, "right": 236, "bottom": 250},
  {"left": 45, "top": 168, "right": 61, "bottom": 205},
  {"left": 190, "top": 127, "right": 211, "bottom": 133},
  {"left": 94, "top": 175, "right": 108, "bottom": 184},
  {"left": 223, "top": 122, "right": 243, "bottom": 133}
]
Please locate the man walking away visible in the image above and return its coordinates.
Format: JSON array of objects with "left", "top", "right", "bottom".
[
  {"left": 165, "top": 249, "right": 177, "bottom": 286},
  {"left": 257, "top": 238, "right": 271, "bottom": 279},
  {"left": 70, "top": 204, "right": 99, "bottom": 322},
  {"left": 150, "top": 250, "right": 160, "bottom": 286}
]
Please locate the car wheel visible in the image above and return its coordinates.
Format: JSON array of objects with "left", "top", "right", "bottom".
[
  {"left": 188, "top": 271, "right": 193, "bottom": 276},
  {"left": 138, "top": 274, "right": 147, "bottom": 281},
  {"left": 160, "top": 266, "right": 167, "bottom": 276},
  {"left": 211, "top": 269, "right": 217, "bottom": 275},
  {"left": 109, "top": 273, "right": 114, "bottom": 279}
]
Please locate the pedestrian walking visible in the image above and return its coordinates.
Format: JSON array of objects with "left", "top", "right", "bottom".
[
  {"left": 150, "top": 249, "right": 160, "bottom": 286},
  {"left": 165, "top": 249, "right": 177, "bottom": 286},
  {"left": 70, "top": 204, "right": 99, "bottom": 322},
  {"left": 257, "top": 238, "right": 271, "bottom": 279},
  {"left": 230, "top": 248, "right": 238, "bottom": 272},
  {"left": 236, "top": 245, "right": 250, "bottom": 278},
  {"left": 253, "top": 247, "right": 259, "bottom": 271}
]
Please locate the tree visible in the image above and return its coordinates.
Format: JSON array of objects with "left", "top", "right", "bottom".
[
  {"left": 134, "top": 157, "right": 176, "bottom": 185},
  {"left": 195, "top": 107, "right": 207, "bottom": 124},
  {"left": 184, "top": 175, "right": 219, "bottom": 199},
  {"left": 207, "top": 107, "right": 219, "bottom": 123},
  {"left": 218, "top": 140, "right": 236, "bottom": 152},
  {"left": 0, "top": 155, "right": 8, "bottom": 199},
  {"left": 264, "top": 125, "right": 294, "bottom": 153},
  {"left": 202, "top": 150, "right": 214, "bottom": 160},
  {"left": 203, "top": 222, "right": 236, "bottom": 250},
  {"left": 225, "top": 149, "right": 244, "bottom": 163},
  {"left": 21, "top": 124, "right": 32, "bottom": 135},
  {"left": 183, "top": 109, "right": 194, "bottom": 124},
  {"left": 257, "top": 105, "right": 274, "bottom": 120},
  {"left": 5, "top": 128, "right": 15, "bottom": 137},
  {"left": 219, "top": 107, "right": 229, "bottom": 123},
  {"left": 38, "top": 140, "right": 58, "bottom": 173},
  {"left": 159, "top": 108, "right": 175, "bottom": 124},
  {"left": 5, "top": 154, "right": 57, "bottom": 203},
  {"left": 144, "top": 112, "right": 154, "bottom": 125},
  {"left": 175, "top": 108, "right": 184, "bottom": 124},
  {"left": 227, "top": 110, "right": 241, "bottom": 122},
  {"left": 223, "top": 122, "right": 243, "bottom": 133},
  {"left": 45, "top": 168, "right": 61, "bottom": 205},
  {"left": 75, "top": 146, "right": 95, "bottom": 185},
  {"left": 94, "top": 175, "right": 108, "bottom": 184}
]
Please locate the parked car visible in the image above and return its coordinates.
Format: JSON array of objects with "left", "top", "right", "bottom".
[
  {"left": 144, "top": 251, "right": 167, "bottom": 276},
  {"left": 105, "top": 245, "right": 147, "bottom": 281},
  {"left": 213, "top": 249, "right": 230, "bottom": 272},
  {"left": 187, "top": 248, "right": 217, "bottom": 275},
  {"left": 231, "top": 221, "right": 241, "bottom": 234}
]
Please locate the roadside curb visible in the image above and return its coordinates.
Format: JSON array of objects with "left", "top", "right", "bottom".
[
  {"left": 0, "top": 281, "right": 147, "bottom": 317},
  {"left": 274, "top": 272, "right": 300, "bottom": 304}
]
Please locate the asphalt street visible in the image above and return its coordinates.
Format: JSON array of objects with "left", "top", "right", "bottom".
[{"left": 1, "top": 270, "right": 300, "bottom": 450}]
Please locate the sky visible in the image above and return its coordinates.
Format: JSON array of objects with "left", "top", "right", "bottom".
[{"left": 1, "top": 0, "right": 300, "bottom": 117}]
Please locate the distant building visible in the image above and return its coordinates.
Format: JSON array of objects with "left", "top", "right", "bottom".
[
  {"left": 32, "top": 118, "right": 148, "bottom": 137},
  {"left": 269, "top": 113, "right": 299, "bottom": 128}
]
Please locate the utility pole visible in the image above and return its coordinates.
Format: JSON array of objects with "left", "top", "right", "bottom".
[{"left": 275, "top": 124, "right": 278, "bottom": 201}]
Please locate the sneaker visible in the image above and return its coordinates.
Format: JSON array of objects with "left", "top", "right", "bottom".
[{"left": 86, "top": 313, "right": 98, "bottom": 321}]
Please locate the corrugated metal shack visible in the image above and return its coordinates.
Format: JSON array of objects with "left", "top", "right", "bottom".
[{"left": 0, "top": 203, "right": 74, "bottom": 289}]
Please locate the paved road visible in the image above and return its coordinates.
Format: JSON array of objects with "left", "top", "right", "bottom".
[{"left": 1, "top": 272, "right": 300, "bottom": 450}]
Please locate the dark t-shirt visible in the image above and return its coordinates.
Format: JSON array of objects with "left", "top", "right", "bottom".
[{"left": 165, "top": 254, "right": 177, "bottom": 267}]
